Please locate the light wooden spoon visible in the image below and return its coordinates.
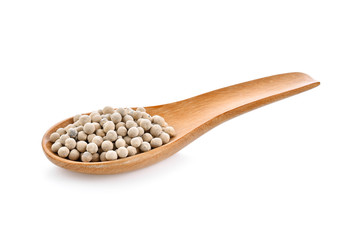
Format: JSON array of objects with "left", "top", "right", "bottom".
[{"left": 42, "top": 72, "right": 319, "bottom": 174}]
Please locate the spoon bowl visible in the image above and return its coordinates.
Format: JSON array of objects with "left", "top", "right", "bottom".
[{"left": 42, "top": 72, "right": 320, "bottom": 174}]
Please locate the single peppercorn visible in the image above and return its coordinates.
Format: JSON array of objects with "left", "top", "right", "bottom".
[
  {"left": 65, "top": 138, "right": 76, "bottom": 150},
  {"left": 101, "top": 140, "right": 113, "bottom": 152},
  {"left": 50, "top": 132, "right": 60, "bottom": 143},
  {"left": 69, "top": 149, "right": 80, "bottom": 161},
  {"left": 87, "top": 143, "right": 98, "bottom": 154},
  {"left": 116, "top": 147, "right": 128, "bottom": 158},
  {"left": 150, "top": 138, "right": 162, "bottom": 148},
  {"left": 58, "top": 147, "right": 70, "bottom": 158},
  {"left": 106, "top": 150, "right": 117, "bottom": 160},
  {"left": 81, "top": 152, "right": 92, "bottom": 162},
  {"left": 140, "top": 142, "right": 151, "bottom": 152}
]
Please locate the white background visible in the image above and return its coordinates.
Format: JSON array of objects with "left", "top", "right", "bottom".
[{"left": 0, "top": 0, "right": 358, "bottom": 239}]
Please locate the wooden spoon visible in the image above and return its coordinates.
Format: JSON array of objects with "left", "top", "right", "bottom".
[{"left": 42, "top": 72, "right": 320, "bottom": 174}]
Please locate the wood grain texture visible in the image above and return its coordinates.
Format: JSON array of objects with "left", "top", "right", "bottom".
[{"left": 42, "top": 72, "right": 320, "bottom": 174}]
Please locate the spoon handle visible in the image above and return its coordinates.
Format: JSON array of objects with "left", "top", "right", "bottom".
[{"left": 155, "top": 72, "right": 320, "bottom": 138}]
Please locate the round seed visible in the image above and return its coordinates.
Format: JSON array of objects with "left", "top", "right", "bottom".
[
  {"left": 116, "top": 107, "right": 127, "bottom": 116},
  {"left": 137, "top": 127, "right": 144, "bottom": 136},
  {"left": 92, "top": 153, "right": 100, "bottom": 162},
  {"left": 106, "top": 150, "right": 118, "bottom": 160},
  {"left": 59, "top": 134, "right": 69, "bottom": 145},
  {"left": 150, "top": 138, "right": 162, "bottom": 148},
  {"left": 77, "top": 131, "right": 87, "bottom": 141},
  {"left": 116, "top": 147, "right": 128, "bottom": 158},
  {"left": 142, "top": 133, "right": 153, "bottom": 142},
  {"left": 51, "top": 142, "right": 62, "bottom": 153},
  {"left": 124, "top": 136, "right": 131, "bottom": 145},
  {"left": 73, "top": 114, "right": 81, "bottom": 122},
  {"left": 150, "top": 124, "right": 162, "bottom": 137},
  {"left": 127, "top": 146, "right": 137, "bottom": 156},
  {"left": 69, "top": 149, "right": 80, "bottom": 161},
  {"left": 110, "top": 113, "right": 122, "bottom": 124},
  {"left": 50, "top": 132, "right": 60, "bottom": 143},
  {"left": 103, "top": 121, "right": 115, "bottom": 133},
  {"left": 100, "top": 152, "right": 107, "bottom": 162},
  {"left": 140, "top": 142, "right": 151, "bottom": 152},
  {"left": 87, "top": 134, "right": 96, "bottom": 143},
  {"left": 79, "top": 115, "right": 91, "bottom": 125},
  {"left": 126, "top": 120, "right": 137, "bottom": 129},
  {"left": 76, "top": 141, "right": 87, "bottom": 153},
  {"left": 56, "top": 128, "right": 66, "bottom": 135},
  {"left": 92, "top": 136, "right": 103, "bottom": 147},
  {"left": 103, "top": 106, "right": 115, "bottom": 114},
  {"left": 101, "top": 140, "right": 113, "bottom": 152},
  {"left": 115, "top": 138, "right": 126, "bottom": 148},
  {"left": 96, "top": 129, "right": 105, "bottom": 137},
  {"left": 136, "top": 107, "right": 146, "bottom": 112},
  {"left": 140, "top": 119, "right": 152, "bottom": 131},
  {"left": 117, "top": 126, "right": 127, "bottom": 137},
  {"left": 81, "top": 152, "right": 92, "bottom": 162},
  {"left": 65, "top": 138, "right": 76, "bottom": 150},
  {"left": 84, "top": 123, "right": 95, "bottom": 134},
  {"left": 123, "top": 115, "right": 134, "bottom": 122},
  {"left": 130, "top": 137, "right": 143, "bottom": 148},
  {"left": 68, "top": 128, "right": 77, "bottom": 138},
  {"left": 128, "top": 127, "right": 139, "bottom": 138},
  {"left": 163, "top": 126, "right": 176, "bottom": 137},
  {"left": 159, "top": 132, "right": 170, "bottom": 144},
  {"left": 106, "top": 130, "right": 117, "bottom": 142},
  {"left": 58, "top": 147, "right": 70, "bottom": 158},
  {"left": 86, "top": 142, "right": 98, "bottom": 154}
]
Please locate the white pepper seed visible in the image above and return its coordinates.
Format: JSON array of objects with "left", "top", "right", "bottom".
[
  {"left": 76, "top": 141, "right": 87, "bottom": 153},
  {"left": 150, "top": 124, "right": 162, "bottom": 137},
  {"left": 116, "top": 147, "right": 128, "bottom": 158},
  {"left": 87, "top": 134, "right": 96, "bottom": 143},
  {"left": 140, "top": 142, "right": 151, "bottom": 152},
  {"left": 103, "top": 106, "right": 115, "bottom": 114},
  {"left": 116, "top": 122, "right": 126, "bottom": 129},
  {"left": 116, "top": 107, "right": 127, "bottom": 116},
  {"left": 106, "top": 150, "right": 118, "bottom": 160},
  {"left": 141, "top": 112, "right": 151, "bottom": 119},
  {"left": 96, "top": 129, "right": 105, "bottom": 137},
  {"left": 100, "top": 152, "right": 107, "bottom": 162},
  {"left": 79, "top": 115, "right": 91, "bottom": 125},
  {"left": 124, "top": 136, "right": 132, "bottom": 145},
  {"left": 83, "top": 123, "right": 95, "bottom": 134},
  {"left": 133, "top": 111, "right": 142, "bottom": 120},
  {"left": 86, "top": 142, "right": 98, "bottom": 154},
  {"left": 68, "top": 128, "right": 77, "bottom": 138},
  {"left": 127, "top": 146, "right": 137, "bottom": 156},
  {"left": 163, "top": 126, "right": 176, "bottom": 137},
  {"left": 150, "top": 138, "right": 163, "bottom": 148},
  {"left": 65, "top": 138, "right": 77, "bottom": 150},
  {"left": 137, "top": 127, "right": 144, "bottom": 136},
  {"left": 136, "top": 107, "right": 146, "bottom": 112},
  {"left": 81, "top": 152, "right": 92, "bottom": 162},
  {"left": 159, "top": 132, "right": 170, "bottom": 144},
  {"left": 152, "top": 115, "right": 165, "bottom": 126},
  {"left": 92, "top": 136, "right": 103, "bottom": 147},
  {"left": 123, "top": 115, "right": 133, "bottom": 122},
  {"left": 142, "top": 133, "right": 153, "bottom": 142},
  {"left": 69, "top": 149, "right": 80, "bottom": 161},
  {"left": 50, "top": 132, "right": 60, "bottom": 143},
  {"left": 58, "top": 147, "right": 70, "bottom": 158},
  {"left": 56, "top": 128, "right": 66, "bottom": 135},
  {"left": 115, "top": 138, "right": 126, "bottom": 148},
  {"left": 76, "top": 126, "right": 83, "bottom": 132},
  {"left": 92, "top": 153, "right": 100, "bottom": 162},
  {"left": 101, "top": 140, "right": 113, "bottom": 152},
  {"left": 110, "top": 113, "right": 122, "bottom": 124},
  {"left": 128, "top": 127, "right": 139, "bottom": 138},
  {"left": 106, "top": 130, "right": 117, "bottom": 142},
  {"left": 103, "top": 121, "right": 115, "bottom": 133},
  {"left": 125, "top": 120, "right": 137, "bottom": 129},
  {"left": 73, "top": 121, "right": 81, "bottom": 127},
  {"left": 139, "top": 119, "right": 152, "bottom": 131},
  {"left": 64, "top": 124, "right": 74, "bottom": 132},
  {"left": 93, "top": 122, "right": 101, "bottom": 130},
  {"left": 59, "top": 134, "right": 70, "bottom": 145},
  {"left": 51, "top": 142, "right": 62, "bottom": 153},
  {"left": 73, "top": 114, "right": 81, "bottom": 122},
  {"left": 91, "top": 114, "right": 101, "bottom": 123},
  {"left": 117, "top": 126, "right": 127, "bottom": 137},
  {"left": 98, "top": 109, "right": 103, "bottom": 115},
  {"left": 130, "top": 137, "right": 143, "bottom": 148},
  {"left": 77, "top": 131, "right": 87, "bottom": 141},
  {"left": 100, "top": 118, "right": 108, "bottom": 127}
]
